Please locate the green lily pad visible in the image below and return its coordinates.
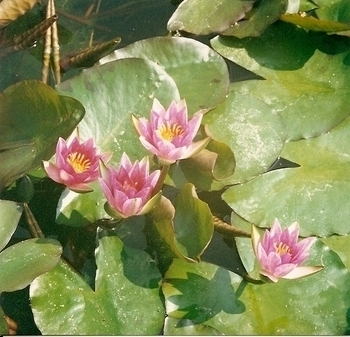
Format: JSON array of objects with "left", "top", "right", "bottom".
[
  {"left": 173, "top": 183, "right": 213, "bottom": 262},
  {"left": 167, "top": 0, "right": 255, "bottom": 35},
  {"left": 203, "top": 86, "right": 286, "bottom": 184},
  {"left": 151, "top": 184, "right": 214, "bottom": 263},
  {"left": 30, "top": 230, "right": 164, "bottom": 335},
  {"left": 56, "top": 181, "right": 108, "bottom": 227},
  {"left": 211, "top": 21, "right": 350, "bottom": 140},
  {"left": 56, "top": 57, "right": 179, "bottom": 163},
  {"left": 315, "top": 0, "right": 350, "bottom": 23},
  {"left": 222, "top": 0, "right": 288, "bottom": 38},
  {"left": 0, "top": 199, "right": 22, "bottom": 251},
  {"left": 163, "top": 316, "right": 224, "bottom": 335},
  {"left": 99, "top": 36, "right": 230, "bottom": 113},
  {"left": 163, "top": 238, "right": 350, "bottom": 334},
  {"left": 163, "top": 258, "right": 245, "bottom": 326},
  {"left": 0, "top": 238, "right": 62, "bottom": 293},
  {"left": 233, "top": 237, "right": 350, "bottom": 334},
  {"left": 223, "top": 115, "right": 350, "bottom": 237},
  {"left": 166, "top": 139, "right": 235, "bottom": 191},
  {"left": 0, "top": 80, "right": 84, "bottom": 189},
  {"left": 321, "top": 235, "right": 350, "bottom": 271}
]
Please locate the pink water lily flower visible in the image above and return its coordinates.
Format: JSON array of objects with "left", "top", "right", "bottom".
[
  {"left": 99, "top": 153, "right": 161, "bottom": 219},
  {"left": 132, "top": 98, "right": 210, "bottom": 165},
  {"left": 43, "top": 130, "right": 111, "bottom": 193},
  {"left": 252, "top": 219, "right": 323, "bottom": 282}
]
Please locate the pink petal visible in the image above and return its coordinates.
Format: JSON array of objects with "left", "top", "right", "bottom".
[{"left": 282, "top": 265, "right": 324, "bottom": 279}]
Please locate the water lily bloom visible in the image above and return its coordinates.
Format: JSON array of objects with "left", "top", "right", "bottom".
[
  {"left": 43, "top": 130, "right": 110, "bottom": 193},
  {"left": 132, "top": 98, "right": 210, "bottom": 165},
  {"left": 252, "top": 219, "right": 323, "bottom": 282},
  {"left": 99, "top": 152, "right": 161, "bottom": 219}
]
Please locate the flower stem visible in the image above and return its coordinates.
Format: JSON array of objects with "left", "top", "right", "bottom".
[
  {"left": 151, "top": 164, "right": 169, "bottom": 197},
  {"left": 213, "top": 215, "right": 251, "bottom": 238}
]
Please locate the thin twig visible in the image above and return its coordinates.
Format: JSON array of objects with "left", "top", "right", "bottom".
[
  {"left": 212, "top": 215, "right": 251, "bottom": 238},
  {"left": 41, "top": 0, "right": 52, "bottom": 83},
  {"left": 23, "top": 203, "right": 44, "bottom": 239},
  {"left": 50, "top": 0, "right": 61, "bottom": 83}
]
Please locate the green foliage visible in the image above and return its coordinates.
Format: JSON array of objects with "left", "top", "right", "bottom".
[
  {"left": 223, "top": 103, "right": 350, "bottom": 237},
  {"left": 211, "top": 22, "right": 350, "bottom": 141},
  {"left": 162, "top": 239, "right": 350, "bottom": 335},
  {"left": 167, "top": 0, "right": 256, "bottom": 35},
  {"left": 30, "top": 230, "right": 164, "bottom": 335},
  {"left": 3, "top": 0, "right": 350, "bottom": 334},
  {"left": 0, "top": 199, "right": 62, "bottom": 334},
  {"left": 0, "top": 80, "right": 84, "bottom": 190}
]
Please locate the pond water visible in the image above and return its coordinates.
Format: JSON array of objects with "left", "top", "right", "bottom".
[{"left": 0, "top": 0, "right": 177, "bottom": 90}]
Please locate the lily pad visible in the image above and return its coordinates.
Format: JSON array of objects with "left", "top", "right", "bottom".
[
  {"left": 167, "top": 0, "right": 255, "bottom": 35},
  {"left": 222, "top": 115, "right": 350, "bottom": 237},
  {"left": 0, "top": 80, "right": 84, "bottom": 189},
  {"left": 211, "top": 21, "right": 350, "bottom": 140},
  {"left": 56, "top": 182, "right": 108, "bottom": 227},
  {"left": 99, "top": 36, "right": 230, "bottom": 113},
  {"left": 231, "top": 237, "right": 350, "bottom": 335},
  {"left": 0, "top": 238, "right": 62, "bottom": 293},
  {"left": 163, "top": 238, "right": 350, "bottom": 334},
  {"left": 203, "top": 86, "right": 286, "bottom": 184},
  {"left": 222, "top": 0, "right": 288, "bottom": 38},
  {"left": 56, "top": 57, "right": 180, "bottom": 163},
  {"left": 30, "top": 230, "right": 164, "bottom": 335},
  {"left": 0, "top": 199, "right": 22, "bottom": 251},
  {"left": 151, "top": 184, "right": 214, "bottom": 263}
]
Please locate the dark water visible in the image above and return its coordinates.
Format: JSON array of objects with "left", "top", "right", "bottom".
[{"left": 0, "top": 0, "right": 178, "bottom": 90}]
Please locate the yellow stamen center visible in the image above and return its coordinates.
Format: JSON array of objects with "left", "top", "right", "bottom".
[
  {"left": 275, "top": 242, "right": 290, "bottom": 255},
  {"left": 123, "top": 180, "right": 139, "bottom": 191},
  {"left": 158, "top": 122, "right": 184, "bottom": 141},
  {"left": 67, "top": 152, "right": 91, "bottom": 173}
]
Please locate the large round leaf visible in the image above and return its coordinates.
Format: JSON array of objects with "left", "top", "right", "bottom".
[
  {"left": 222, "top": 0, "right": 288, "bottom": 38},
  {"left": 0, "top": 80, "right": 84, "bottom": 189},
  {"left": 211, "top": 21, "right": 350, "bottom": 140},
  {"left": 232, "top": 237, "right": 350, "bottom": 335},
  {"left": 0, "top": 238, "right": 62, "bottom": 293},
  {"left": 30, "top": 230, "right": 164, "bottom": 335},
  {"left": 163, "top": 239, "right": 350, "bottom": 334},
  {"left": 0, "top": 200, "right": 22, "bottom": 251},
  {"left": 203, "top": 86, "right": 286, "bottom": 184},
  {"left": 99, "top": 36, "right": 230, "bottom": 113},
  {"left": 56, "top": 57, "right": 179, "bottom": 163},
  {"left": 223, "top": 115, "right": 350, "bottom": 237},
  {"left": 167, "top": 0, "right": 255, "bottom": 35}
]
